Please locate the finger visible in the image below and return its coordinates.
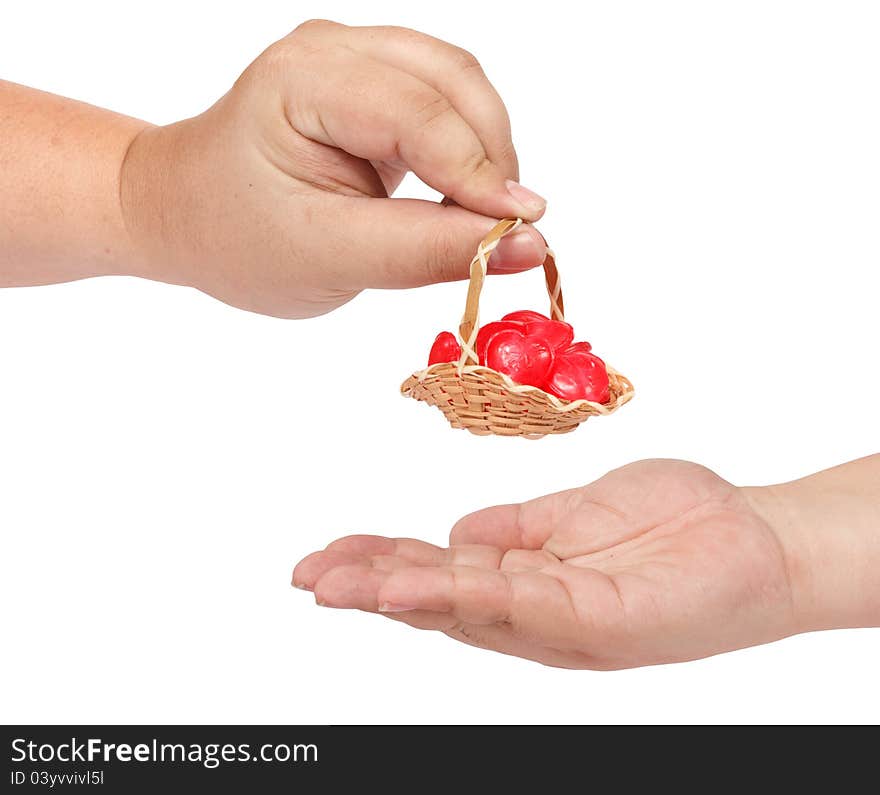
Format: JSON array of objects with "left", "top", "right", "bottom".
[
  {"left": 305, "top": 22, "right": 519, "bottom": 180},
  {"left": 309, "top": 557, "right": 506, "bottom": 612},
  {"left": 294, "top": 532, "right": 507, "bottom": 591},
  {"left": 310, "top": 560, "right": 617, "bottom": 661},
  {"left": 379, "top": 608, "right": 587, "bottom": 667},
  {"left": 381, "top": 609, "right": 460, "bottom": 631},
  {"left": 304, "top": 534, "right": 504, "bottom": 572},
  {"left": 443, "top": 623, "right": 593, "bottom": 669},
  {"left": 328, "top": 535, "right": 504, "bottom": 569},
  {"left": 376, "top": 605, "right": 590, "bottom": 667},
  {"left": 333, "top": 197, "right": 546, "bottom": 289},
  {"left": 293, "top": 549, "right": 363, "bottom": 591},
  {"left": 376, "top": 565, "right": 584, "bottom": 649},
  {"left": 278, "top": 41, "right": 545, "bottom": 220},
  {"left": 450, "top": 486, "right": 584, "bottom": 550},
  {"left": 324, "top": 534, "right": 441, "bottom": 561},
  {"left": 312, "top": 564, "right": 385, "bottom": 611}
]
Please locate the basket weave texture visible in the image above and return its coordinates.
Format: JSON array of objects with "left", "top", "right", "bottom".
[{"left": 401, "top": 219, "right": 634, "bottom": 438}]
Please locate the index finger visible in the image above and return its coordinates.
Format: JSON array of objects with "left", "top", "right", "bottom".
[
  {"left": 298, "top": 21, "right": 519, "bottom": 180},
  {"left": 274, "top": 39, "right": 545, "bottom": 220}
]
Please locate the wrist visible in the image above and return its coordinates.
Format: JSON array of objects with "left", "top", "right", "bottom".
[
  {"left": 78, "top": 115, "right": 153, "bottom": 281},
  {"left": 119, "top": 111, "right": 231, "bottom": 290},
  {"left": 743, "top": 457, "right": 880, "bottom": 633},
  {"left": 118, "top": 123, "right": 177, "bottom": 283}
]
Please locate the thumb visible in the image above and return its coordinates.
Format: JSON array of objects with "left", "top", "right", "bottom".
[
  {"left": 450, "top": 487, "right": 584, "bottom": 551},
  {"left": 338, "top": 197, "right": 546, "bottom": 290},
  {"left": 450, "top": 477, "right": 647, "bottom": 560}
]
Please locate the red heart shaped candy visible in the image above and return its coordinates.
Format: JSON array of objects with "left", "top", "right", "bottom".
[
  {"left": 524, "top": 319, "right": 574, "bottom": 351},
  {"left": 485, "top": 329, "right": 554, "bottom": 388},
  {"left": 475, "top": 320, "right": 524, "bottom": 365},
  {"left": 428, "top": 331, "right": 462, "bottom": 365},
  {"left": 544, "top": 351, "right": 610, "bottom": 403},
  {"left": 502, "top": 310, "right": 550, "bottom": 323}
]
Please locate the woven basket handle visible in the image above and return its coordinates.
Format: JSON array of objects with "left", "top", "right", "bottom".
[{"left": 458, "top": 218, "right": 563, "bottom": 366}]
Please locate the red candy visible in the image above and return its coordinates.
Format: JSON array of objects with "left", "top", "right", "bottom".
[
  {"left": 427, "top": 331, "right": 461, "bottom": 365},
  {"left": 502, "top": 310, "right": 550, "bottom": 323},
  {"left": 425, "top": 310, "right": 610, "bottom": 403},
  {"left": 475, "top": 320, "right": 523, "bottom": 364},
  {"left": 563, "top": 341, "right": 593, "bottom": 355},
  {"left": 485, "top": 328, "right": 554, "bottom": 387},
  {"left": 503, "top": 311, "right": 574, "bottom": 351},
  {"left": 523, "top": 319, "right": 573, "bottom": 351},
  {"left": 544, "top": 351, "right": 610, "bottom": 403}
]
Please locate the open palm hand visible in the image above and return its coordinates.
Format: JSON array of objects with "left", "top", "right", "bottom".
[{"left": 294, "top": 460, "right": 799, "bottom": 669}]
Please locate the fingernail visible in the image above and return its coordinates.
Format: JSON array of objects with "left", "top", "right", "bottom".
[
  {"left": 293, "top": 582, "right": 311, "bottom": 591},
  {"left": 378, "top": 602, "right": 416, "bottom": 613},
  {"left": 505, "top": 179, "right": 546, "bottom": 214}
]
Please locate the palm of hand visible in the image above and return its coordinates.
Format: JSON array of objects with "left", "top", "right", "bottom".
[{"left": 294, "top": 460, "right": 796, "bottom": 669}]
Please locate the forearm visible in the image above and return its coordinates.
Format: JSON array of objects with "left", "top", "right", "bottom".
[
  {"left": 746, "top": 454, "right": 880, "bottom": 632},
  {"left": 0, "top": 80, "right": 151, "bottom": 286}
]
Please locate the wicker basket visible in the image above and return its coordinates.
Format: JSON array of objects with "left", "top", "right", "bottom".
[{"left": 401, "top": 218, "right": 634, "bottom": 438}]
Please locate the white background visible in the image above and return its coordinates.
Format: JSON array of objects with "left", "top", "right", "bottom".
[{"left": 1, "top": 0, "right": 878, "bottom": 724}]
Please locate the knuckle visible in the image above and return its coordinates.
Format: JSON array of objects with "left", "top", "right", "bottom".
[
  {"left": 502, "top": 573, "right": 516, "bottom": 623},
  {"left": 457, "top": 625, "right": 484, "bottom": 645},
  {"left": 447, "top": 621, "right": 474, "bottom": 642},
  {"left": 255, "top": 38, "right": 289, "bottom": 66},
  {"left": 265, "top": 29, "right": 352, "bottom": 75},
  {"left": 411, "top": 93, "right": 456, "bottom": 129},
  {"left": 452, "top": 46, "right": 483, "bottom": 74},
  {"left": 259, "top": 39, "right": 304, "bottom": 73},
  {"left": 291, "top": 18, "right": 337, "bottom": 38},
  {"left": 425, "top": 225, "right": 465, "bottom": 284},
  {"left": 275, "top": 20, "right": 340, "bottom": 58},
  {"left": 500, "top": 549, "right": 535, "bottom": 571},
  {"left": 459, "top": 147, "right": 492, "bottom": 180},
  {"left": 244, "top": 44, "right": 289, "bottom": 90},
  {"left": 496, "top": 137, "right": 518, "bottom": 166},
  {"left": 377, "top": 24, "right": 422, "bottom": 43},
  {"left": 499, "top": 549, "right": 522, "bottom": 571}
]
